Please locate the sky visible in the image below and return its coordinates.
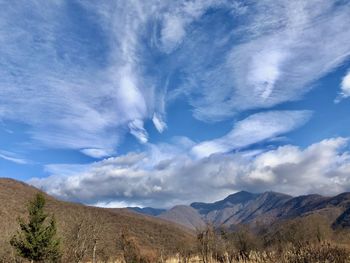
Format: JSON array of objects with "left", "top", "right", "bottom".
[{"left": 1, "top": 0, "right": 350, "bottom": 208}]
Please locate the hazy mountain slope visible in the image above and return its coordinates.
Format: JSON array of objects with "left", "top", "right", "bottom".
[
  {"left": 191, "top": 191, "right": 259, "bottom": 215},
  {"left": 220, "top": 191, "right": 292, "bottom": 226},
  {"left": 0, "top": 178, "right": 195, "bottom": 259},
  {"left": 128, "top": 207, "right": 166, "bottom": 216},
  {"left": 149, "top": 190, "right": 350, "bottom": 229},
  {"left": 274, "top": 194, "right": 327, "bottom": 217},
  {"left": 158, "top": 205, "right": 206, "bottom": 230},
  {"left": 190, "top": 191, "right": 292, "bottom": 226},
  {"left": 334, "top": 207, "right": 350, "bottom": 228}
]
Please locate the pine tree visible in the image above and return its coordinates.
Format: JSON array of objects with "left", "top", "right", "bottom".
[{"left": 10, "top": 193, "right": 61, "bottom": 263}]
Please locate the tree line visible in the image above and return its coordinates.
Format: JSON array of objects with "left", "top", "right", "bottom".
[{"left": 190, "top": 216, "right": 350, "bottom": 263}]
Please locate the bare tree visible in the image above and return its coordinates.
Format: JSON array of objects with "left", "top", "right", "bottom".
[
  {"left": 65, "top": 221, "right": 91, "bottom": 263},
  {"left": 197, "top": 224, "right": 217, "bottom": 263},
  {"left": 64, "top": 210, "right": 103, "bottom": 263},
  {"left": 219, "top": 225, "right": 261, "bottom": 262},
  {"left": 118, "top": 229, "right": 142, "bottom": 263},
  {"left": 176, "top": 242, "right": 195, "bottom": 263},
  {"left": 264, "top": 214, "right": 332, "bottom": 253},
  {"left": 234, "top": 226, "right": 260, "bottom": 260}
]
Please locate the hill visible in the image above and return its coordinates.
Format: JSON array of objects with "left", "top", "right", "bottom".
[
  {"left": 0, "top": 178, "right": 195, "bottom": 262},
  {"left": 158, "top": 205, "right": 206, "bottom": 230}
]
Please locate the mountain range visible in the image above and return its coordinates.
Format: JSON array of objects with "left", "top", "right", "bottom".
[
  {"left": 2, "top": 176, "right": 350, "bottom": 250},
  {"left": 130, "top": 190, "right": 350, "bottom": 230}
]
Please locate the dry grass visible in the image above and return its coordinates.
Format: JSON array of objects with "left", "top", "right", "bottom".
[{"left": 162, "top": 244, "right": 350, "bottom": 263}]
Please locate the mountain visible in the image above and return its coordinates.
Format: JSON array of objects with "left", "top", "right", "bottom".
[
  {"left": 334, "top": 207, "right": 350, "bottom": 228},
  {"left": 158, "top": 205, "right": 206, "bottom": 230},
  {"left": 128, "top": 207, "right": 166, "bottom": 216},
  {"left": 0, "top": 178, "right": 194, "bottom": 260},
  {"left": 191, "top": 191, "right": 259, "bottom": 215},
  {"left": 191, "top": 191, "right": 292, "bottom": 226},
  {"left": 129, "top": 190, "right": 350, "bottom": 230}
]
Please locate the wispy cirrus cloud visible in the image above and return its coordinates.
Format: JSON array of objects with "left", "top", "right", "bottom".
[
  {"left": 158, "top": 0, "right": 236, "bottom": 53},
  {"left": 192, "top": 110, "right": 312, "bottom": 158},
  {"left": 0, "top": 1, "right": 158, "bottom": 155},
  {"left": 80, "top": 148, "right": 115, "bottom": 159},
  {"left": 0, "top": 0, "right": 349, "bottom": 157},
  {"left": 172, "top": 0, "right": 350, "bottom": 121},
  {"left": 152, "top": 113, "right": 167, "bottom": 133},
  {"left": 0, "top": 150, "right": 29, "bottom": 165}
]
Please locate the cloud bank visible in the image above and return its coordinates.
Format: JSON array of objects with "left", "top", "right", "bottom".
[{"left": 30, "top": 137, "right": 350, "bottom": 208}]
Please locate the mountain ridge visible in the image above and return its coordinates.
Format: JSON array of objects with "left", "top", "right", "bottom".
[{"left": 129, "top": 190, "right": 350, "bottom": 230}]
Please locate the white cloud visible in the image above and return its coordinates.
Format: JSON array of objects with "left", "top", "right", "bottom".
[
  {"left": 152, "top": 113, "right": 167, "bottom": 133},
  {"left": 29, "top": 136, "right": 350, "bottom": 208},
  {"left": 159, "top": 0, "right": 229, "bottom": 53},
  {"left": 0, "top": 0, "right": 349, "bottom": 154},
  {"left": 336, "top": 70, "right": 350, "bottom": 102},
  {"left": 129, "top": 119, "right": 148, "bottom": 144},
  {"left": 80, "top": 148, "right": 114, "bottom": 159},
  {"left": 161, "top": 14, "right": 187, "bottom": 53},
  {"left": 176, "top": 0, "right": 350, "bottom": 121},
  {"left": 0, "top": 150, "right": 29, "bottom": 165},
  {"left": 0, "top": 1, "right": 157, "bottom": 153},
  {"left": 92, "top": 200, "right": 141, "bottom": 209},
  {"left": 342, "top": 71, "right": 350, "bottom": 96},
  {"left": 192, "top": 110, "right": 312, "bottom": 158},
  {"left": 248, "top": 49, "right": 288, "bottom": 99}
]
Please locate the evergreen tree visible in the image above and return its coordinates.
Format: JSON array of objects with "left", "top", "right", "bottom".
[{"left": 10, "top": 193, "right": 61, "bottom": 263}]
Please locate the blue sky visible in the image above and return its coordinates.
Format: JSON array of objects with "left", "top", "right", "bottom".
[{"left": 1, "top": 0, "right": 350, "bottom": 208}]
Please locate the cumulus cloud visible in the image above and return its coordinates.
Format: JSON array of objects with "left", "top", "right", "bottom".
[{"left": 29, "top": 137, "right": 350, "bottom": 208}]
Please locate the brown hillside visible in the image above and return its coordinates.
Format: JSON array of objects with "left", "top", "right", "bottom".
[{"left": 0, "top": 178, "right": 195, "bottom": 262}]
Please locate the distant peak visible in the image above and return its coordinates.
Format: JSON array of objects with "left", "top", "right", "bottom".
[
  {"left": 220, "top": 191, "right": 259, "bottom": 205},
  {"left": 236, "top": 190, "right": 253, "bottom": 195},
  {"left": 227, "top": 190, "right": 255, "bottom": 197},
  {"left": 260, "top": 191, "right": 292, "bottom": 197}
]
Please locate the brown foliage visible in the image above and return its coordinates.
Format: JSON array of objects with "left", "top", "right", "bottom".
[
  {"left": 195, "top": 215, "right": 350, "bottom": 263},
  {"left": 0, "top": 178, "right": 195, "bottom": 262},
  {"left": 262, "top": 214, "right": 332, "bottom": 251}
]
